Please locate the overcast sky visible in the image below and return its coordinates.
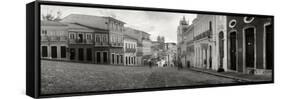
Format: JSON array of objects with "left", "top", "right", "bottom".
[{"left": 41, "top": 5, "right": 197, "bottom": 43}]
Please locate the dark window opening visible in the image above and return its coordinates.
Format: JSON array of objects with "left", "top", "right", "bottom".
[
  {"left": 78, "top": 34, "right": 83, "bottom": 42},
  {"left": 70, "top": 48, "right": 75, "bottom": 60},
  {"left": 97, "top": 52, "right": 101, "bottom": 64},
  {"left": 78, "top": 48, "right": 84, "bottom": 61},
  {"left": 86, "top": 48, "right": 92, "bottom": 61},
  {"left": 51, "top": 46, "right": 57, "bottom": 58},
  {"left": 103, "top": 52, "right": 108, "bottom": 64},
  {"left": 42, "top": 46, "right": 48, "bottom": 57},
  {"left": 117, "top": 55, "right": 119, "bottom": 64},
  {"left": 112, "top": 54, "right": 115, "bottom": 64},
  {"left": 61, "top": 46, "right": 66, "bottom": 58}
]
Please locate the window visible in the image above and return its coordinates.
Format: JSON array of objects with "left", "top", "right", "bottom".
[
  {"left": 69, "top": 33, "right": 75, "bottom": 39},
  {"left": 51, "top": 46, "right": 57, "bottom": 58},
  {"left": 86, "top": 34, "right": 92, "bottom": 40},
  {"left": 61, "top": 46, "right": 66, "bottom": 58},
  {"left": 41, "top": 30, "right": 47, "bottom": 35},
  {"left": 229, "top": 19, "right": 237, "bottom": 28},
  {"left": 209, "top": 21, "right": 212, "bottom": 30},
  {"left": 116, "top": 35, "right": 118, "bottom": 43},
  {"left": 42, "top": 46, "right": 48, "bottom": 57},
  {"left": 78, "top": 34, "right": 83, "bottom": 42},
  {"left": 244, "top": 16, "right": 255, "bottom": 23},
  {"left": 103, "top": 34, "right": 108, "bottom": 42},
  {"left": 96, "top": 34, "right": 101, "bottom": 43}
]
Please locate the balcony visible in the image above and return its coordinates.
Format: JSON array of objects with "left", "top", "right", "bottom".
[
  {"left": 110, "top": 42, "right": 123, "bottom": 47},
  {"left": 41, "top": 36, "right": 68, "bottom": 42},
  {"left": 125, "top": 48, "right": 136, "bottom": 53},
  {"left": 69, "top": 39, "right": 94, "bottom": 44},
  {"left": 194, "top": 30, "right": 212, "bottom": 41},
  {"left": 94, "top": 42, "right": 109, "bottom": 47}
]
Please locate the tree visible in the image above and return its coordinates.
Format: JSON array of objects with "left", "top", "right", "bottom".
[{"left": 42, "top": 11, "right": 62, "bottom": 21}]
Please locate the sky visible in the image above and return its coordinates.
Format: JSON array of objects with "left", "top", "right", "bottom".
[{"left": 41, "top": 5, "right": 197, "bottom": 43}]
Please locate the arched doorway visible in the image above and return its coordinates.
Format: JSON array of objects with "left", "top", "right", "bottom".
[{"left": 229, "top": 31, "right": 237, "bottom": 71}]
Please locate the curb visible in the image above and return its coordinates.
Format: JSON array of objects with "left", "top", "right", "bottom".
[{"left": 188, "top": 68, "right": 253, "bottom": 82}]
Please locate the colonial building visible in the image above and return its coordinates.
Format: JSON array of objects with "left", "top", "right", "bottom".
[
  {"left": 192, "top": 14, "right": 227, "bottom": 71},
  {"left": 61, "top": 14, "right": 125, "bottom": 65},
  {"left": 123, "top": 35, "right": 138, "bottom": 66},
  {"left": 40, "top": 21, "right": 69, "bottom": 60},
  {"left": 66, "top": 23, "right": 110, "bottom": 64},
  {"left": 182, "top": 24, "right": 195, "bottom": 68},
  {"left": 226, "top": 16, "right": 273, "bottom": 75},
  {"left": 177, "top": 16, "right": 190, "bottom": 67},
  {"left": 164, "top": 42, "right": 177, "bottom": 67},
  {"left": 124, "top": 27, "right": 152, "bottom": 65}
]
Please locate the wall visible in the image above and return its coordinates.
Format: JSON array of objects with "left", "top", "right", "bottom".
[{"left": 227, "top": 16, "right": 272, "bottom": 74}]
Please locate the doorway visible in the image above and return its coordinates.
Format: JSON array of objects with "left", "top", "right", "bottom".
[
  {"left": 86, "top": 48, "right": 92, "bottom": 61},
  {"left": 219, "top": 32, "right": 224, "bottom": 69},
  {"left": 51, "top": 46, "right": 57, "bottom": 58},
  {"left": 230, "top": 31, "right": 237, "bottom": 71},
  {"left": 265, "top": 24, "right": 273, "bottom": 69},
  {"left": 78, "top": 48, "right": 84, "bottom": 61},
  {"left": 96, "top": 52, "right": 101, "bottom": 64},
  {"left": 244, "top": 27, "right": 255, "bottom": 68},
  {"left": 103, "top": 52, "right": 108, "bottom": 64},
  {"left": 70, "top": 48, "right": 75, "bottom": 60}
]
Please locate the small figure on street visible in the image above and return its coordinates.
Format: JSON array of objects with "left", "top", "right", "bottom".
[
  {"left": 149, "top": 61, "right": 152, "bottom": 68},
  {"left": 177, "top": 61, "right": 183, "bottom": 70}
]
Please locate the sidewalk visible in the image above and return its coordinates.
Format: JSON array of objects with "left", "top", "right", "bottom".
[{"left": 187, "top": 67, "right": 272, "bottom": 82}]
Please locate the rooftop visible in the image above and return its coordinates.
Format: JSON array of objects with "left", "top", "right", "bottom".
[
  {"left": 41, "top": 21, "right": 68, "bottom": 26},
  {"left": 61, "top": 14, "right": 125, "bottom": 30}
]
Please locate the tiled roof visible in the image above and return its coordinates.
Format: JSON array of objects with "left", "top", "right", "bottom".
[
  {"left": 61, "top": 14, "right": 107, "bottom": 30},
  {"left": 124, "top": 34, "right": 138, "bottom": 41},
  {"left": 65, "top": 23, "right": 93, "bottom": 31},
  {"left": 61, "top": 14, "right": 125, "bottom": 30},
  {"left": 41, "top": 21, "right": 68, "bottom": 26}
]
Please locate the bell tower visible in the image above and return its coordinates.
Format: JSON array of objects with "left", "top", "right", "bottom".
[{"left": 177, "top": 16, "right": 189, "bottom": 44}]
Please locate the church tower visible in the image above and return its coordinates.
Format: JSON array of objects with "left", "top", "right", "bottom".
[{"left": 177, "top": 16, "right": 189, "bottom": 44}]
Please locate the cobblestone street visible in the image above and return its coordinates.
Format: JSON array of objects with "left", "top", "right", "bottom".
[{"left": 41, "top": 60, "right": 238, "bottom": 95}]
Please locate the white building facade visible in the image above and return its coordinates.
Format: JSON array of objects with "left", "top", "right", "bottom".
[
  {"left": 123, "top": 35, "right": 138, "bottom": 66},
  {"left": 193, "top": 15, "right": 227, "bottom": 71}
]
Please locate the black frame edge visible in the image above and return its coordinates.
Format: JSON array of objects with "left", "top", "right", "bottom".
[{"left": 26, "top": 1, "right": 39, "bottom": 98}]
